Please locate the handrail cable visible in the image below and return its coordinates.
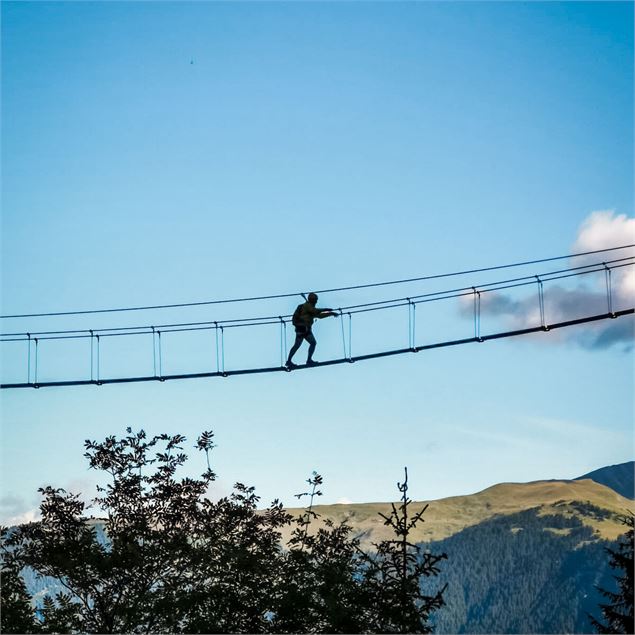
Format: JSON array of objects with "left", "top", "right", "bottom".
[
  {"left": 1, "top": 262, "right": 631, "bottom": 342},
  {"left": 1, "top": 257, "right": 632, "bottom": 341},
  {"left": 1, "top": 244, "right": 632, "bottom": 319}
]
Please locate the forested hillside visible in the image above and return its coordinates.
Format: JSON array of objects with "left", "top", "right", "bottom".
[{"left": 425, "top": 505, "right": 620, "bottom": 634}]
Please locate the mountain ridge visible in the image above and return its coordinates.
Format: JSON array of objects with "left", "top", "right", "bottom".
[
  {"left": 282, "top": 476, "right": 634, "bottom": 546},
  {"left": 574, "top": 460, "right": 634, "bottom": 499}
]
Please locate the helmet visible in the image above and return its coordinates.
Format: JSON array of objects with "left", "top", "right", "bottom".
[{"left": 308, "top": 292, "right": 318, "bottom": 303}]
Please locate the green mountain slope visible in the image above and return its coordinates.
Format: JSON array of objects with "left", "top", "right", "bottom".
[{"left": 283, "top": 478, "right": 634, "bottom": 548}]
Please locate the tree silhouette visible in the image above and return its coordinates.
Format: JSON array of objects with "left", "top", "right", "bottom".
[
  {"left": 0, "top": 546, "right": 38, "bottom": 634},
  {"left": 268, "top": 471, "right": 370, "bottom": 632},
  {"left": 362, "top": 467, "right": 448, "bottom": 633},
  {"left": 1, "top": 430, "right": 447, "bottom": 634},
  {"left": 589, "top": 513, "right": 634, "bottom": 634}
]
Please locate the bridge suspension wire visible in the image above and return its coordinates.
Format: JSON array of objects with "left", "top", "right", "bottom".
[
  {"left": 26, "top": 334, "right": 31, "bottom": 383},
  {"left": 407, "top": 299, "right": 416, "bottom": 350},
  {"left": 33, "top": 338, "right": 38, "bottom": 385},
  {"left": 220, "top": 326, "right": 226, "bottom": 376},
  {"left": 472, "top": 288, "right": 482, "bottom": 341},
  {"left": 1, "top": 257, "right": 632, "bottom": 342},
  {"left": 604, "top": 263, "right": 614, "bottom": 317},
  {"left": 96, "top": 335, "right": 101, "bottom": 384},
  {"left": 157, "top": 331, "right": 164, "bottom": 380},
  {"left": 1, "top": 244, "right": 632, "bottom": 320},
  {"left": 2, "top": 309, "right": 632, "bottom": 389}
]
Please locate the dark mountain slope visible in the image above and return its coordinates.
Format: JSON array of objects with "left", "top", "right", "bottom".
[
  {"left": 425, "top": 504, "right": 621, "bottom": 634},
  {"left": 575, "top": 461, "right": 634, "bottom": 499}
]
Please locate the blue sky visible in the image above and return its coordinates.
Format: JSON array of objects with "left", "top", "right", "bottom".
[{"left": 1, "top": 1, "right": 633, "bottom": 523}]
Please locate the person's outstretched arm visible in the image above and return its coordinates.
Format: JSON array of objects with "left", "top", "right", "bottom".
[
  {"left": 306, "top": 305, "right": 337, "bottom": 319},
  {"left": 316, "top": 308, "right": 338, "bottom": 318}
]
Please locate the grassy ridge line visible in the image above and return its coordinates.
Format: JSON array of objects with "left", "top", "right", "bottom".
[{"left": 279, "top": 479, "right": 635, "bottom": 546}]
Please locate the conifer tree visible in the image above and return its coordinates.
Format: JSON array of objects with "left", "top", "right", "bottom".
[
  {"left": 589, "top": 514, "right": 634, "bottom": 634},
  {"left": 361, "top": 467, "right": 448, "bottom": 633}
]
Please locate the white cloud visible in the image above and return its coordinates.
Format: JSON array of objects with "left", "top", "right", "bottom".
[
  {"left": 0, "top": 494, "right": 40, "bottom": 526},
  {"left": 572, "top": 210, "right": 635, "bottom": 255},
  {"left": 572, "top": 210, "right": 635, "bottom": 302},
  {"left": 1, "top": 477, "right": 97, "bottom": 526},
  {"left": 4, "top": 508, "right": 41, "bottom": 527},
  {"left": 461, "top": 210, "right": 635, "bottom": 350}
]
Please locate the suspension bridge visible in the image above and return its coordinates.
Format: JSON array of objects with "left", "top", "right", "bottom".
[{"left": 1, "top": 245, "right": 633, "bottom": 389}]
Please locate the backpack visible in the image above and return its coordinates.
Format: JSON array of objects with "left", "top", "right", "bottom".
[{"left": 292, "top": 304, "right": 304, "bottom": 327}]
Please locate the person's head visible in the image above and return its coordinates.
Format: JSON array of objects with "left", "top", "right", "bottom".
[{"left": 308, "top": 292, "right": 318, "bottom": 304}]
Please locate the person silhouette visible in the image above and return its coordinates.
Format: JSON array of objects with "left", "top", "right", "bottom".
[{"left": 286, "top": 293, "right": 338, "bottom": 368}]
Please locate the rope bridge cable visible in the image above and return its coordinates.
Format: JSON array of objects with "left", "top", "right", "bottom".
[
  {"left": 1, "top": 266, "right": 631, "bottom": 346},
  {"left": 2, "top": 260, "right": 634, "bottom": 389},
  {"left": 472, "top": 288, "right": 482, "bottom": 341},
  {"left": 157, "top": 330, "right": 164, "bottom": 380},
  {"left": 278, "top": 317, "right": 287, "bottom": 367},
  {"left": 2, "top": 256, "right": 633, "bottom": 341},
  {"left": 1, "top": 244, "right": 633, "bottom": 319},
  {"left": 536, "top": 276, "right": 547, "bottom": 330},
  {"left": 26, "top": 334, "right": 31, "bottom": 383},
  {"left": 34, "top": 338, "right": 38, "bottom": 385},
  {"left": 2, "top": 309, "right": 632, "bottom": 389},
  {"left": 343, "top": 260, "right": 635, "bottom": 317},
  {"left": 0, "top": 260, "right": 632, "bottom": 344},
  {"left": 339, "top": 308, "right": 347, "bottom": 358},
  {"left": 603, "top": 263, "right": 615, "bottom": 317},
  {"left": 214, "top": 322, "right": 219, "bottom": 373},
  {"left": 96, "top": 335, "right": 101, "bottom": 384},
  {"left": 152, "top": 327, "right": 157, "bottom": 377}
]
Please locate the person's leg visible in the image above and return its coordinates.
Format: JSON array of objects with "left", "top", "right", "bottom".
[
  {"left": 306, "top": 331, "right": 317, "bottom": 362},
  {"left": 287, "top": 332, "right": 304, "bottom": 364}
]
